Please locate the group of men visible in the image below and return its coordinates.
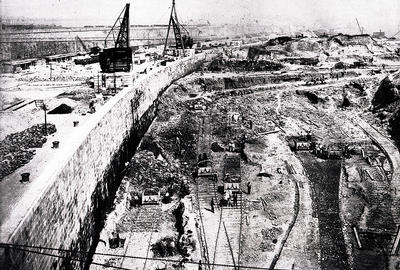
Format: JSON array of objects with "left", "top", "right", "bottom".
[{"left": 224, "top": 190, "right": 239, "bottom": 207}]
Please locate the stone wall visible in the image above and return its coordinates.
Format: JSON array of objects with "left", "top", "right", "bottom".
[
  {"left": 0, "top": 24, "right": 268, "bottom": 61},
  {"left": 0, "top": 53, "right": 206, "bottom": 269},
  {"left": 1, "top": 41, "right": 76, "bottom": 61}
]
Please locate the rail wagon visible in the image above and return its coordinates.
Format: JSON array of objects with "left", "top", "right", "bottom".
[
  {"left": 142, "top": 188, "right": 160, "bottom": 205},
  {"left": 223, "top": 153, "right": 241, "bottom": 192},
  {"left": 197, "top": 159, "right": 216, "bottom": 178}
]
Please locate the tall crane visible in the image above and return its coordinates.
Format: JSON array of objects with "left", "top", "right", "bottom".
[
  {"left": 163, "top": 0, "right": 193, "bottom": 56},
  {"left": 390, "top": 29, "right": 400, "bottom": 39},
  {"left": 356, "top": 18, "right": 364, "bottom": 34},
  {"left": 99, "top": 3, "right": 132, "bottom": 72},
  {"left": 75, "top": 36, "right": 88, "bottom": 53},
  {"left": 104, "top": 4, "right": 130, "bottom": 48}
]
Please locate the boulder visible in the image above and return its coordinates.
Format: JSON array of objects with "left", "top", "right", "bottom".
[
  {"left": 372, "top": 75, "right": 400, "bottom": 110},
  {"left": 389, "top": 109, "right": 400, "bottom": 144}
]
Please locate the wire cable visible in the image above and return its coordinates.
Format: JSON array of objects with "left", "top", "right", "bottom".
[{"left": 0, "top": 243, "right": 291, "bottom": 270}]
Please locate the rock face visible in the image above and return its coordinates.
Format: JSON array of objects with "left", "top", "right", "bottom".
[
  {"left": 389, "top": 109, "right": 400, "bottom": 144},
  {"left": 372, "top": 75, "right": 400, "bottom": 110},
  {"left": 296, "top": 89, "right": 325, "bottom": 104}
]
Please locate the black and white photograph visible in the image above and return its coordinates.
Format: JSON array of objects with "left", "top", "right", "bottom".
[{"left": 0, "top": 0, "right": 400, "bottom": 269}]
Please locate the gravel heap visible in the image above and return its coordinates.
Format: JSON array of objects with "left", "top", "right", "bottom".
[{"left": 0, "top": 123, "right": 56, "bottom": 180}]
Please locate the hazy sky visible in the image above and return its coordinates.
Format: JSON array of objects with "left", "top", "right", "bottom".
[{"left": 1, "top": 0, "right": 399, "bottom": 35}]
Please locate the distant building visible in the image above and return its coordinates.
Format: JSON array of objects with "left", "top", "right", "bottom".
[
  {"left": 2, "top": 58, "right": 37, "bottom": 73},
  {"left": 230, "top": 40, "right": 243, "bottom": 46},
  {"left": 44, "top": 53, "right": 77, "bottom": 63},
  {"left": 372, "top": 30, "right": 385, "bottom": 39}
]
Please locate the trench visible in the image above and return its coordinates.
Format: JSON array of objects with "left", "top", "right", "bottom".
[
  {"left": 298, "top": 152, "right": 349, "bottom": 270},
  {"left": 60, "top": 98, "right": 161, "bottom": 270}
]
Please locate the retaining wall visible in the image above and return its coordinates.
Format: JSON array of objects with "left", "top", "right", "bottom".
[{"left": 0, "top": 53, "right": 206, "bottom": 269}]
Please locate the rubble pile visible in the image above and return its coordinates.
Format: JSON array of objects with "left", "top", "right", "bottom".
[
  {"left": 328, "top": 34, "right": 375, "bottom": 47},
  {"left": 389, "top": 109, "right": 400, "bottom": 145},
  {"left": 159, "top": 113, "right": 198, "bottom": 163},
  {"left": 208, "top": 58, "right": 283, "bottom": 72},
  {"left": 372, "top": 74, "right": 400, "bottom": 110},
  {"left": 296, "top": 89, "right": 326, "bottom": 104},
  {"left": 125, "top": 150, "right": 189, "bottom": 196},
  {"left": 57, "top": 88, "right": 96, "bottom": 102},
  {"left": 156, "top": 84, "right": 189, "bottom": 121},
  {"left": 48, "top": 103, "right": 73, "bottom": 114},
  {"left": 0, "top": 123, "right": 57, "bottom": 180},
  {"left": 260, "top": 226, "right": 283, "bottom": 252},
  {"left": 151, "top": 236, "right": 178, "bottom": 257},
  {"left": 248, "top": 46, "right": 272, "bottom": 60},
  {"left": 265, "top": 36, "right": 294, "bottom": 46}
]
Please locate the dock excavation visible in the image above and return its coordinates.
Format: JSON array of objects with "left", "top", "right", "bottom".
[{"left": 1, "top": 1, "right": 400, "bottom": 270}]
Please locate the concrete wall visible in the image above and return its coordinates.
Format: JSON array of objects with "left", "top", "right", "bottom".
[{"left": 0, "top": 53, "right": 206, "bottom": 269}]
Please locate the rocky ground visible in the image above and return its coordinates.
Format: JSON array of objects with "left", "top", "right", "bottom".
[{"left": 91, "top": 35, "right": 400, "bottom": 270}]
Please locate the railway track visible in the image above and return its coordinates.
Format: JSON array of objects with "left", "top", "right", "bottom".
[{"left": 193, "top": 103, "right": 246, "bottom": 269}]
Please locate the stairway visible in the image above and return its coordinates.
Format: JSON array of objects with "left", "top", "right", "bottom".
[
  {"left": 129, "top": 205, "right": 162, "bottom": 232},
  {"left": 196, "top": 177, "right": 218, "bottom": 211},
  {"left": 224, "top": 192, "right": 243, "bottom": 209},
  {"left": 213, "top": 207, "right": 242, "bottom": 269}
]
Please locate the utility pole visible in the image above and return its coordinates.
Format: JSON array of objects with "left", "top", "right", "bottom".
[
  {"left": 44, "top": 104, "right": 47, "bottom": 135},
  {"left": 113, "top": 72, "right": 116, "bottom": 93},
  {"left": 97, "top": 74, "right": 100, "bottom": 93},
  {"left": 35, "top": 100, "right": 47, "bottom": 135}
]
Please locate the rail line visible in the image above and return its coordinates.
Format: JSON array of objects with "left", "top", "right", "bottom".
[
  {"left": 212, "top": 208, "right": 223, "bottom": 270},
  {"left": 268, "top": 178, "right": 300, "bottom": 270},
  {"left": 194, "top": 182, "right": 212, "bottom": 269},
  {"left": 192, "top": 101, "right": 247, "bottom": 270}
]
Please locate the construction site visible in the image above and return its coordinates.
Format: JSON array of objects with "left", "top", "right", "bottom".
[{"left": 1, "top": 1, "right": 400, "bottom": 270}]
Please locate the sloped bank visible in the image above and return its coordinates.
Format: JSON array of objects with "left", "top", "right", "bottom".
[{"left": 0, "top": 53, "right": 206, "bottom": 270}]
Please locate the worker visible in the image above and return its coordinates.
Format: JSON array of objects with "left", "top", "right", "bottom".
[
  {"left": 247, "top": 182, "right": 252, "bottom": 194},
  {"left": 163, "top": 192, "right": 171, "bottom": 204},
  {"left": 131, "top": 194, "right": 139, "bottom": 207},
  {"left": 233, "top": 192, "right": 238, "bottom": 207},
  {"left": 89, "top": 100, "right": 96, "bottom": 113},
  {"left": 228, "top": 141, "right": 235, "bottom": 152},
  {"left": 101, "top": 74, "right": 106, "bottom": 87},
  {"left": 223, "top": 190, "right": 229, "bottom": 206},
  {"left": 198, "top": 260, "right": 203, "bottom": 270},
  {"left": 210, "top": 198, "right": 215, "bottom": 213}
]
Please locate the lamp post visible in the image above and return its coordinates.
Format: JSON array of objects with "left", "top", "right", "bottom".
[{"left": 35, "top": 100, "right": 47, "bottom": 135}]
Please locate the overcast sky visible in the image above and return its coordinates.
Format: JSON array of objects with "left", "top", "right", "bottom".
[{"left": 1, "top": 0, "right": 399, "bottom": 35}]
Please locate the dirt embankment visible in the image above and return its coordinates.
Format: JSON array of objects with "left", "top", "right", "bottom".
[
  {"left": 207, "top": 58, "right": 284, "bottom": 72},
  {"left": 298, "top": 153, "right": 349, "bottom": 270},
  {"left": 371, "top": 72, "right": 400, "bottom": 144}
]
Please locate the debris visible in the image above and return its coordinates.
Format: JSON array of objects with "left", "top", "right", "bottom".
[
  {"left": 0, "top": 123, "right": 57, "bottom": 180},
  {"left": 372, "top": 75, "right": 400, "bottom": 110},
  {"left": 48, "top": 103, "right": 73, "bottom": 114}
]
